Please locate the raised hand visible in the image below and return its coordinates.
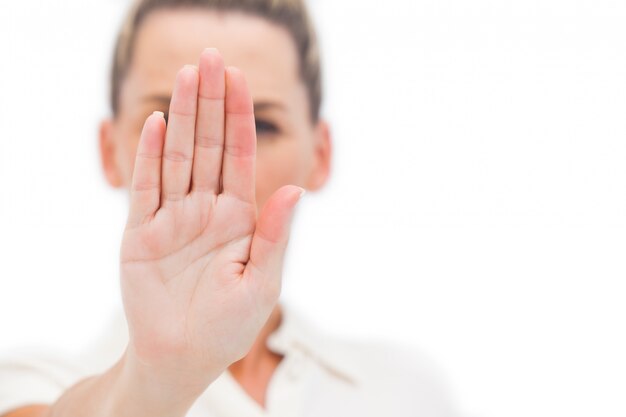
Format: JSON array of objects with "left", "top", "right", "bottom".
[{"left": 118, "top": 48, "right": 304, "bottom": 396}]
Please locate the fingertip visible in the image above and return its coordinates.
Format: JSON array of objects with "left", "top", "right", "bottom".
[
  {"left": 225, "top": 66, "right": 245, "bottom": 89},
  {"left": 225, "top": 65, "right": 241, "bottom": 75},
  {"left": 138, "top": 112, "right": 166, "bottom": 155},
  {"left": 151, "top": 111, "right": 165, "bottom": 123},
  {"left": 225, "top": 66, "right": 253, "bottom": 114},
  {"left": 199, "top": 49, "right": 225, "bottom": 99},
  {"left": 169, "top": 64, "right": 200, "bottom": 118},
  {"left": 146, "top": 110, "right": 166, "bottom": 132},
  {"left": 259, "top": 185, "right": 306, "bottom": 234},
  {"left": 183, "top": 64, "right": 199, "bottom": 73},
  {"left": 279, "top": 185, "right": 307, "bottom": 206},
  {"left": 201, "top": 47, "right": 223, "bottom": 65},
  {"left": 177, "top": 64, "right": 200, "bottom": 88}
]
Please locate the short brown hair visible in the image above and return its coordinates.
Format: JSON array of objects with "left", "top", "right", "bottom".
[{"left": 110, "top": 0, "right": 322, "bottom": 122}]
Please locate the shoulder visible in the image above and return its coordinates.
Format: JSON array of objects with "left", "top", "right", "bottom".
[
  {"left": 328, "top": 337, "right": 456, "bottom": 416},
  {"left": 281, "top": 305, "right": 457, "bottom": 416}
]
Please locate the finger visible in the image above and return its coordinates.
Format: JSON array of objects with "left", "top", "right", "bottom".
[
  {"left": 222, "top": 67, "right": 256, "bottom": 204},
  {"left": 127, "top": 111, "right": 166, "bottom": 228},
  {"left": 192, "top": 48, "right": 226, "bottom": 194},
  {"left": 245, "top": 185, "right": 305, "bottom": 297},
  {"left": 162, "top": 65, "right": 199, "bottom": 203}
]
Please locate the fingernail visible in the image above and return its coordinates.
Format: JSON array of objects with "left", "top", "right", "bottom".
[
  {"left": 183, "top": 64, "right": 198, "bottom": 72},
  {"left": 297, "top": 187, "right": 306, "bottom": 199},
  {"left": 204, "top": 47, "right": 219, "bottom": 54},
  {"left": 226, "top": 66, "right": 241, "bottom": 75},
  {"left": 152, "top": 111, "right": 164, "bottom": 118}
]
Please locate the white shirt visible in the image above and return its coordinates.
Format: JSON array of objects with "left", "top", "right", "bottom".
[{"left": 0, "top": 302, "right": 455, "bottom": 417}]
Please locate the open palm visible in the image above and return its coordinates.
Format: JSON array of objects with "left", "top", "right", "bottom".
[{"left": 119, "top": 48, "right": 303, "bottom": 385}]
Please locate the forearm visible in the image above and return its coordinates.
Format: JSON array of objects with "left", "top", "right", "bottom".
[{"left": 46, "top": 353, "right": 205, "bottom": 417}]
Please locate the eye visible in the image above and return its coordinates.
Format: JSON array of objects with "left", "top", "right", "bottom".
[
  {"left": 160, "top": 113, "right": 278, "bottom": 136},
  {"left": 255, "top": 119, "right": 279, "bottom": 135}
]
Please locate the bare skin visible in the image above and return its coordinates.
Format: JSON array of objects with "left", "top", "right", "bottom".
[{"left": 3, "top": 9, "right": 331, "bottom": 417}]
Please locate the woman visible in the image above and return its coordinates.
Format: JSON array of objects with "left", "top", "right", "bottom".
[{"left": 0, "top": 0, "right": 453, "bottom": 416}]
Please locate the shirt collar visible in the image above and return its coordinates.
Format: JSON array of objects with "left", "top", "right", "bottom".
[{"left": 266, "top": 301, "right": 360, "bottom": 386}]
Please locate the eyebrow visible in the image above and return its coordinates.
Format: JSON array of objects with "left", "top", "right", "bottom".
[{"left": 141, "top": 95, "right": 285, "bottom": 112}]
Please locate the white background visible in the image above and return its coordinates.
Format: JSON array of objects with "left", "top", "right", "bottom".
[{"left": 1, "top": 1, "right": 625, "bottom": 416}]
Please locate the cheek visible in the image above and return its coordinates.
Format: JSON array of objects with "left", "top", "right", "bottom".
[{"left": 255, "top": 139, "right": 310, "bottom": 208}]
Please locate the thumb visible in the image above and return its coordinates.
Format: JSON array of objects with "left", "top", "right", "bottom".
[{"left": 245, "top": 185, "right": 305, "bottom": 296}]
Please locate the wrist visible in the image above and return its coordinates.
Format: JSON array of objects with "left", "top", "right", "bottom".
[{"left": 104, "top": 348, "right": 214, "bottom": 417}]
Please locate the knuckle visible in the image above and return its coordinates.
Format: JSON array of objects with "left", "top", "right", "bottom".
[
  {"left": 195, "top": 134, "right": 223, "bottom": 149},
  {"left": 132, "top": 182, "right": 159, "bottom": 192},
  {"left": 164, "top": 151, "right": 193, "bottom": 162}
]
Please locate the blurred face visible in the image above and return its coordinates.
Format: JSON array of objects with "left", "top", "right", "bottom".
[{"left": 100, "top": 8, "right": 331, "bottom": 209}]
